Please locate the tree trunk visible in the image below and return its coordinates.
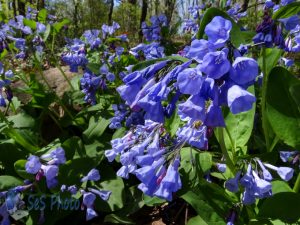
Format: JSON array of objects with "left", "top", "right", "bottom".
[
  {"left": 108, "top": 0, "right": 114, "bottom": 25},
  {"left": 37, "top": 0, "right": 45, "bottom": 10},
  {"left": 164, "top": 0, "right": 176, "bottom": 24},
  {"left": 17, "top": 0, "right": 26, "bottom": 15},
  {"left": 139, "top": 0, "right": 148, "bottom": 42}
]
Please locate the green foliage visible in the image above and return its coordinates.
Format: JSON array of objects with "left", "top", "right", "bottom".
[{"left": 266, "top": 66, "right": 300, "bottom": 148}]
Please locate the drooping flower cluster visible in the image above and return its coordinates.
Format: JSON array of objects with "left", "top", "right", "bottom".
[
  {"left": 225, "top": 158, "right": 294, "bottom": 204},
  {"left": 61, "top": 169, "right": 111, "bottom": 221},
  {"left": 25, "top": 147, "right": 66, "bottom": 189},
  {"left": 105, "top": 120, "right": 182, "bottom": 201}
]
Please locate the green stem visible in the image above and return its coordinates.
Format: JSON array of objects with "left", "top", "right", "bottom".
[
  {"left": 269, "top": 136, "right": 279, "bottom": 152},
  {"left": 56, "top": 63, "right": 75, "bottom": 91},
  {"left": 293, "top": 173, "right": 300, "bottom": 193},
  {"left": 225, "top": 125, "right": 236, "bottom": 161},
  {"left": 218, "top": 128, "right": 235, "bottom": 173},
  {"left": 261, "top": 47, "right": 271, "bottom": 151}
]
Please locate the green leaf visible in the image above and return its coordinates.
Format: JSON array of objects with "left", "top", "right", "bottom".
[
  {"left": 94, "top": 165, "right": 125, "bottom": 212},
  {"left": 181, "top": 191, "right": 225, "bottom": 224},
  {"left": 87, "top": 63, "right": 100, "bottom": 74},
  {"left": 199, "top": 152, "right": 212, "bottom": 173},
  {"left": 14, "top": 160, "right": 34, "bottom": 180},
  {"left": 273, "top": 2, "right": 300, "bottom": 19},
  {"left": 23, "top": 19, "right": 37, "bottom": 29},
  {"left": 4, "top": 128, "right": 39, "bottom": 153},
  {"left": 215, "top": 86, "right": 255, "bottom": 150},
  {"left": 271, "top": 180, "right": 293, "bottom": 194},
  {"left": 197, "top": 7, "right": 247, "bottom": 47},
  {"left": 37, "top": 9, "right": 47, "bottom": 22},
  {"left": 8, "top": 113, "right": 35, "bottom": 128},
  {"left": 266, "top": 66, "right": 300, "bottom": 148},
  {"left": 187, "top": 216, "right": 208, "bottom": 225},
  {"left": 61, "top": 136, "right": 83, "bottom": 159},
  {"left": 83, "top": 116, "right": 110, "bottom": 143},
  {"left": 42, "top": 24, "right": 51, "bottom": 42},
  {"left": 0, "top": 176, "right": 23, "bottom": 191},
  {"left": 165, "top": 108, "right": 181, "bottom": 137},
  {"left": 104, "top": 214, "right": 135, "bottom": 224},
  {"left": 143, "top": 195, "right": 166, "bottom": 206},
  {"left": 258, "top": 48, "right": 283, "bottom": 76},
  {"left": 52, "top": 19, "right": 70, "bottom": 34},
  {"left": 259, "top": 192, "right": 300, "bottom": 223}
]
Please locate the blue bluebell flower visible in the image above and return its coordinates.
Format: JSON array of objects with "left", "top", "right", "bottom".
[
  {"left": 81, "top": 169, "right": 101, "bottom": 182},
  {"left": 204, "top": 16, "right": 232, "bottom": 48}
]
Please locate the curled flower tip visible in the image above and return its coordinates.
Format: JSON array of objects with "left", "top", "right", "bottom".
[{"left": 81, "top": 169, "right": 101, "bottom": 182}]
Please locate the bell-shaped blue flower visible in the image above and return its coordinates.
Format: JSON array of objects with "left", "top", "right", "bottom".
[
  {"left": 177, "top": 67, "right": 203, "bottom": 95},
  {"left": 25, "top": 155, "right": 41, "bottom": 174},
  {"left": 187, "top": 39, "right": 212, "bottom": 61},
  {"left": 204, "top": 16, "right": 232, "bottom": 48},
  {"left": 81, "top": 169, "right": 100, "bottom": 182},
  {"left": 200, "top": 51, "right": 231, "bottom": 79},
  {"left": 204, "top": 103, "right": 225, "bottom": 127},
  {"left": 278, "top": 15, "right": 300, "bottom": 31},
  {"left": 225, "top": 171, "right": 241, "bottom": 192},
  {"left": 229, "top": 57, "right": 259, "bottom": 85},
  {"left": 178, "top": 95, "right": 206, "bottom": 121},
  {"left": 227, "top": 85, "right": 256, "bottom": 114}
]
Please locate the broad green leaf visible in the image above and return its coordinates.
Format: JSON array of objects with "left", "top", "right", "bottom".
[
  {"left": 23, "top": 19, "right": 36, "bottom": 29},
  {"left": 187, "top": 216, "right": 208, "bottom": 225},
  {"left": 199, "top": 152, "right": 212, "bottom": 173},
  {"left": 61, "top": 136, "right": 83, "bottom": 159},
  {"left": 94, "top": 165, "right": 125, "bottom": 212},
  {"left": 112, "top": 127, "right": 127, "bottom": 139},
  {"left": 143, "top": 195, "right": 166, "bottom": 206},
  {"left": 271, "top": 180, "right": 293, "bottom": 194},
  {"left": 266, "top": 66, "right": 300, "bottom": 148},
  {"left": 37, "top": 9, "right": 47, "bottom": 22},
  {"left": 181, "top": 191, "right": 225, "bottom": 224},
  {"left": 197, "top": 7, "right": 247, "bottom": 47},
  {"left": 273, "top": 2, "right": 300, "bottom": 19},
  {"left": 215, "top": 86, "right": 255, "bottom": 150},
  {"left": 0, "top": 175, "right": 23, "bottom": 191},
  {"left": 258, "top": 48, "right": 283, "bottom": 76},
  {"left": 259, "top": 192, "right": 300, "bottom": 223},
  {"left": 8, "top": 113, "right": 35, "bottom": 128},
  {"left": 83, "top": 116, "right": 110, "bottom": 143}
]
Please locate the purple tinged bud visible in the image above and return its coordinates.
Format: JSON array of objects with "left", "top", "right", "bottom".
[
  {"left": 105, "top": 149, "right": 117, "bottom": 162},
  {"left": 116, "top": 165, "right": 129, "bottom": 179},
  {"left": 68, "top": 185, "right": 78, "bottom": 195}
]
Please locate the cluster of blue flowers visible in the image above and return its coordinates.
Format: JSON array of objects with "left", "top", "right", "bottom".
[
  {"left": 0, "top": 62, "right": 14, "bottom": 107},
  {"left": 182, "top": 5, "right": 203, "bottom": 36},
  {"left": 226, "top": 1, "right": 247, "bottom": 22},
  {"left": 106, "top": 120, "right": 182, "bottom": 201},
  {"left": 141, "top": 15, "right": 167, "bottom": 42},
  {"left": 107, "top": 16, "right": 262, "bottom": 200},
  {"left": 61, "top": 21, "right": 130, "bottom": 105},
  {"left": 225, "top": 157, "right": 294, "bottom": 204},
  {"left": 25, "top": 147, "right": 66, "bottom": 189}
]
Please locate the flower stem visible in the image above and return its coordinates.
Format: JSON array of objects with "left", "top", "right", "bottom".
[
  {"left": 218, "top": 128, "right": 235, "bottom": 173},
  {"left": 261, "top": 47, "right": 271, "bottom": 151}
]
